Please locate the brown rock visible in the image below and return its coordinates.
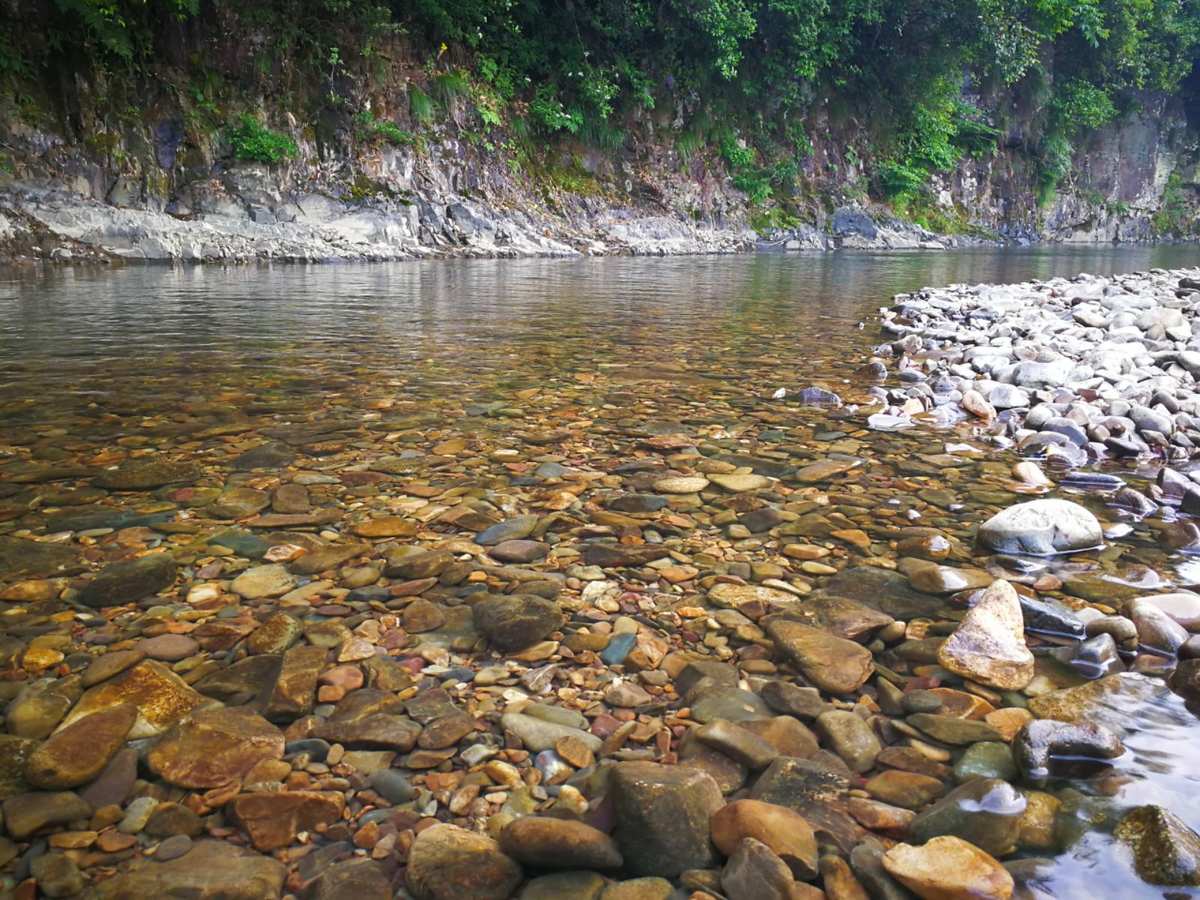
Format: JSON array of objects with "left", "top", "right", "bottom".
[
  {"left": 720, "top": 837, "right": 798, "bottom": 900},
  {"left": 266, "top": 644, "right": 327, "bottom": 720},
  {"left": 882, "top": 836, "right": 1013, "bottom": 899},
  {"left": 611, "top": 761, "right": 724, "bottom": 877},
  {"left": 82, "top": 649, "right": 145, "bottom": 687},
  {"left": 93, "top": 839, "right": 285, "bottom": 900},
  {"left": 26, "top": 704, "right": 137, "bottom": 789},
  {"left": 230, "top": 790, "right": 345, "bottom": 851},
  {"left": 710, "top": 799, "right": 818, "bottom": 879},
  {"left": 499, "top": 816, "right": 622, "bottom": 869},
  {"left": 147, "top": 707, "right": 285, "bottom": 789},
  {"left": 764, "top": 618, "right": 873, "bottom": 694},
  {"left": 937, "top": 580, "right": 1034, "bottom": 691},
  {"left": 406, "top": 823, "right": 523, "bottom": 900},
  {"left": 59, "top": 660, "right": 203, "bottom": 739}
]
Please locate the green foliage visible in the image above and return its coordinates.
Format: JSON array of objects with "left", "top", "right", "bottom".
[
  {"left": 1037, "top": 131, "right": 1075, "bottom": 204},
  {"left": 226, "top": 115, "right": 297, "bottom": 164},
  {"left": 431, "top": 69, "right": 471, "bottom": 106},
  {"left": 878, "top": 161, "right": 929, "bottom": 201},
  {"left": 2, "top": 0, "right": 1200, "bottom": 228},
  {"left": 529, "top": 85, "right": 582, "bottom": 134},
  {"left": 1154, "top": 171, "right": 1199, "bottom": 235},
  {"left": 354, "top": 110, "right": 416, "bottom": 146},
  {"left": 1052, "top": 78, "right": 1119, "bottom": 130},
  {"left": 409, "top": 85, "right": 436, "bottom": 124}
]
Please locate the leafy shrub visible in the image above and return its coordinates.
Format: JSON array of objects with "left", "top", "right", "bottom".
[
  {"left": 227, "top": 115, "right": 297, "bottom": 164},
  {"left": 878, "top": 160, "right": 928, "bottom": 200},
  {"left": 529, "top": 85, "right": 581, "bottom": 134}
]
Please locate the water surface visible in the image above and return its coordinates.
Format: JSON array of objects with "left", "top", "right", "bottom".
[{"left": 3, "top": 245, "right": 1200, "bottom": 896}]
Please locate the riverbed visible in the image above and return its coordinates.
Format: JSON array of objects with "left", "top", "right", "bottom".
[{"left": 1, "top": 246, "right": 1199, "bottom": 898}]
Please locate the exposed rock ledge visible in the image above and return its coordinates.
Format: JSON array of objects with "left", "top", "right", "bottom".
[{"left": 0, "top": 183, "right": 756, "bottom": 264}]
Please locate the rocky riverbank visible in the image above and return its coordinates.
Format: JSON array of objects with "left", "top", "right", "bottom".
[
  {"left": 879, "top": 266, "right": 1200, "bottom": 466},
  {"left": 5, "top": 263, "right": 1200, "bottom": 899}
]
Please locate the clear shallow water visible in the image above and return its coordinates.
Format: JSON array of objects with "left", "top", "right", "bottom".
[{"left": 3, "top": 245, "right": 1200, "bottom": 895}]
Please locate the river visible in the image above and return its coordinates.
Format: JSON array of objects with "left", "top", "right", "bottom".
[{"left": 2, "top": 245, "right": 1199, "bottom": 897}]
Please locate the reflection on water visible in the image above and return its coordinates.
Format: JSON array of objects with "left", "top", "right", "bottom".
[{"left": 2, "top": 245, "right": 1200, "bottom": 894}]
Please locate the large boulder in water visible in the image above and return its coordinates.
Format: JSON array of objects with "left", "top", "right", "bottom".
[
  {"left": 1116, "top": 805, "right": 1200, "bottom": 887},
  {"left": 977, "top": 499, "right": 1102, "bottom": 555}
]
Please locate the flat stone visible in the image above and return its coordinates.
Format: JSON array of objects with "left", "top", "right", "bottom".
[
  {"left": 94, "top": 460, "right": 201, "bottom": 490},
  {"left": 60, "top": 660, "right": 203, "bottom": 739},
  {"left": 139, "top": 633, "right": 199, "bottom": 662},
  {"left": 472, "top": 594, "right": 564, "bottom": 652},
  {"left": 3, "top": 791, "right": 91, "bottom": 840},
  {"left": 476, "top": 516, "right": 540, "bottom": 545},
  {"left": 80, "top": 747, "right": 137, "bottom": 808},
  {"left": 501, "top": 712, "right": 602, "bottom": 753},
  {"left": 317, "top": 710, "right": 422, "bottom": 749},
  {"left": 289, "top": 543, "right": 369, "bottom": 576},
  {"left": 93, "top": 839, "right": 285, "bottom": 900},
  {"left": 793, "top": 459, "right": 858, "bottom": 483},
  {"left": 7, "top": 678, "right": 80, "bottom": 739},
  {"left": 823, "top": 567, "right": 944, "bottom": 619},
  {"left": 764, "top": 617, "right": 873, "bottom": 694},
  {"left": 351, "top": 516, "right": 418, "bottom": 538},
  {"left": 653, "top": 475, "right": 709, "bottom": 493},
  {"left": 721, "top": 836, "right": 797, "bottom": 900},
  {"left": 907, "top": 713, "right": 1002, "bottom": 745},
  {"left": 689, "top": 688, "right": 772, "bottom": 724},
  {"left": 815, "top": 710, "right": 881, "bottom": 773},
  {"left": 246, "top": 612, "right": 302, "bottom": 655},
  {"left": 83, "top": 649, "right": 146, "bottom": 687},
  {"left": 266, "top": 644, "right": 327, "bottom": 720},
  {"left": 231, "top": 563, "right": 296, "bottom": 600},
  {"left": 26, "top": 703, "right": 137, "bottom": 789},
  {"left": 695, "top": 719, "right": 776, "bottom": 770},
  {"left": 0, "top": 537, "right": 80, "bottom": 580},
  {"left": 882, "top": 835, "right": 1013, "bottom": 899},
  {"left": 147, "top": 707, "right": 285, "bottom": 789},
  {"left": 78, "top": 553, "right": 176, "bottom": 608},
  {"left": 230, "top": 790, "right": 345, "bottom": 851},
  {"left": 208, "top": 486, "right": 270, "bottom": 519},
  {"left": 709, "top": 473, "right": 771, "bottom": 492},
  {"left": 708, "top": 583, "right": 796, "bottom": 611},
  {"left": 710, "top": 798, "right": 818, "bottom": 879},
  {"left": 489, "top": 539, "right": 550, "bottom": 563},
  {"left": 864, "top": 770, "right": 946, "bottom": 809}
]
